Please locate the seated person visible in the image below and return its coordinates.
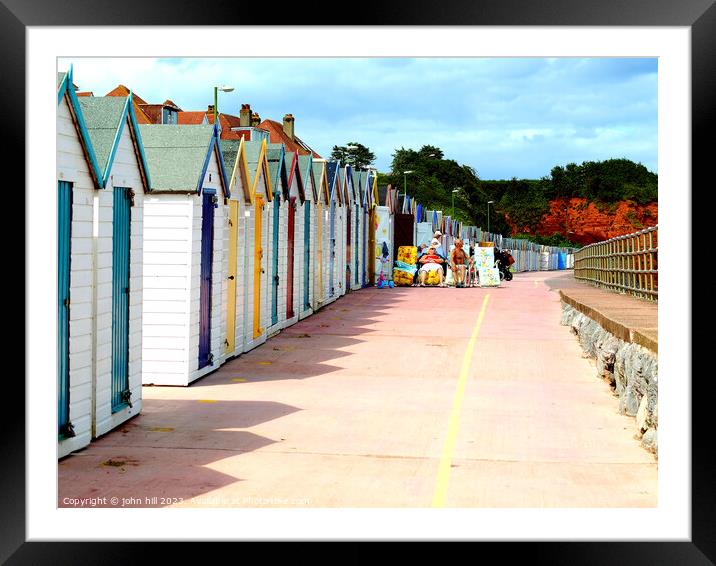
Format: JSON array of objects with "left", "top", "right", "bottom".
[
  {"left": 417, "top": 245, "right": 446, "bottom": 287},
  {"left": 450, "top": 237, "right": 474, "bottom": 288}
]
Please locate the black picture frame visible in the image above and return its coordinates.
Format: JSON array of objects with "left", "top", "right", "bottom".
[{"left": 8, "top": 0, "right": 709, "bottom": 562}]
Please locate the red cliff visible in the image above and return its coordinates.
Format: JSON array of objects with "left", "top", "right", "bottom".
[{"left": 508, "top": 198, "right": 658, "bottom": 245}]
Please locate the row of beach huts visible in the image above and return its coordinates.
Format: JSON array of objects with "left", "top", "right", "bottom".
[{"left": 57, "top": 68, "right": 574, "bottom": 458}]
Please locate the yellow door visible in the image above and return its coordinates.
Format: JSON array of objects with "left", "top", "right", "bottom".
[
  {"left": 316, "top": 201, "right": 323, "bottom": 303},
  {"left": 368, "top": 207, "right": 377, "bottom": 284},
  {"left": 253, "top": 195, "right": 264, "bottom": 339},
  {"left": 225, "top": 200, "right": 238, "bottom": 354}
]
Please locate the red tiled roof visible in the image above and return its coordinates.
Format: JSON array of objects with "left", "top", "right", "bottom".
[
  {"left": 258, "top": 119, "right": 321, "bottom": 158},
  {"left": 105, "top": 84, "right": 149, "bottom": 106},
  {"left": 76, "top": 91, "right": 93, "bottom": 97},
  {"left": 177, "top": 111, "right": 208, "bottom": 125},
  {"left": 105, "top": 84, "right": 153, "bottom": 123}
]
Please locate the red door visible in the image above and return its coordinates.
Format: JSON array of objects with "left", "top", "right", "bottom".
[{"left": 286, "top": 197, "right": 296, "bottom": 319}]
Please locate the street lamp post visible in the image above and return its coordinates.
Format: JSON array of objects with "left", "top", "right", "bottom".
[
  {"left": 213, "top": 85, "right": 235, "bottom": 125},
  {"left": 452, "top": 188, "right": 460, "bottom": 218},
  {"left": 487, "top": 200, "right": 494, "bottom": 234}
]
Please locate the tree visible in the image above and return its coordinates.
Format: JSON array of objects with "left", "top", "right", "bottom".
[{"left": 330, "top": 142, "right": 376, "bottom": 169}]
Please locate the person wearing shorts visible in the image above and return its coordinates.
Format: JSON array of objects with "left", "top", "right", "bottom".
[
  {"left": 450, "top": 238, "right": 473, "bottom": 288},
  {"left": 417, "top": 246, "right": 445, "bottom": 286}
]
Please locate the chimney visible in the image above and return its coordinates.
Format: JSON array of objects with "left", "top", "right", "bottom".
[
  {"left": 207, "top": 105, "right": 216, "bottom": 123},
  {"left": 283, "top": 113, "right": 295, "bottom": 140},
  {"left": 239, "top": 103, "right": 251, "bottom": 127},
  {"left": 250, "top": 112, "right": 261, "bottom": 127}
]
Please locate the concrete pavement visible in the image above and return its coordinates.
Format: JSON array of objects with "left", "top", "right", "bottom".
[{"left": 58, "top": 271, "right": 657, "bottom": 508}]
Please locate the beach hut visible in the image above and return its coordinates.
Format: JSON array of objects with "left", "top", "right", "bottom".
[
  {"left": 311, "top": 159, "right": 331, "bottom": 308},
  {"left": 219, "top": 138, "right": 252, "bottom": 359},
  {"left": 325, "top": 161, "right": 342, "bottom": 302},
  {"left": 297, "top": 155, "right": 316, "bottom": 319},
  {"left": 242, "top": 140, "right": 273, "bottom": 352},
  {"left": 367, "top": 171, "right": 379, "bottom": 285},
  {"left": 339, "top": 165, "right": 356, "bottom": 292},
  {"left": 350, "top": 170, "right": 366, "bottom": 291},
  {"left": 266, "top": 143, "right": 290, "bottom": 336},
  {"left": 283, "top": 151, "right": 306, "bottom": 328},
  {"left": 138, "top": 123, "right": 230, "bottom": 386},
  {"left": 77, "top": 93, "right": 152, "bottom": 438},
  {"left": 57, "top": 69, "right": 103, "bottom": 457}
]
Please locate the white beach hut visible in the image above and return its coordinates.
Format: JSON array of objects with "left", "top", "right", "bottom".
[
  {"left": 77, "top": 93, "right": 152, "bottom": 438},
  {"left": 138, "top": 123, "right": 230, "bottom": 386}
]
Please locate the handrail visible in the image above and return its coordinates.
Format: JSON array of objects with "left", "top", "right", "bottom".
[{"left": 573, "top": 226, "right": 658, "bottom": 301}]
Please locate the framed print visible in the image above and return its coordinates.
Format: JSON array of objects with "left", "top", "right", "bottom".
[{"left": 8, "top": 0, "right": 712, "bottom": 562}]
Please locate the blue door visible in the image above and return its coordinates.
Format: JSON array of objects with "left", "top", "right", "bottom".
[
  {"left": 111, "top": 187, "right": 132, "bottom": 412},
  {"left": 198, "top": 191, "right": 215, "bottom": 369},
  {"left": 329, "top": 200, "right": 335, "bottom": 296},
  {"left": 271, "top": 196, "right": 280, "bottom": 326},
  {"left": 58, "top": 181, "right": 73, "bottom": 436},
  {"left": 303, "top": 201, "right": 311, "bottom": 310}
]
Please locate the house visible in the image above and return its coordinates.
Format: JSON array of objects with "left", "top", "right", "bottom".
[
  {"left": 105, "top": 84, "right": 178, "bottom": 125},
  {"left": 241, "top": 139, "right": 274, "bottom": 352},
  {"left": 138, "top": 123, "right": 230, "bottom": 386},
  {"left": 219, "top": 137, "right": 253, "bottom": 360},
  {"left": 77, "top": 93, "right": 152, "bottom": 438},
  {"left": 57, "top": 69, "right": 103, "bottom": 457},
  {"left": 258, "top": 113, "right": 321, "bottom": 158}
]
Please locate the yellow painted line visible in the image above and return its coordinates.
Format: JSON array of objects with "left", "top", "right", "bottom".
[
  {"left": 148, "top": 427, "right": 174, "bottom": 432},
  {"left": 232, "top": 378, "right": 247, "bottom": 383},
  {"left": 432, "top": 294, "right": 490, "bottom": 508},
  {"left": 256, "top": 361, "right": 273, "bottom": 365},
  {"left": 197, "top": 399, "right": 218, "bottom": 404}
]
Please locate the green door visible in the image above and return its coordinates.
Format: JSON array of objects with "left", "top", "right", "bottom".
[
  {"left": 111, "top": 188, "right": 132, "bottom": 411},
  {"left": 58, "top": 181, "right": 73, "bottom": 437}
]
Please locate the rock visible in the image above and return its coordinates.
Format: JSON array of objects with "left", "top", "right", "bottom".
[{"left": 641, "top": 428, "right": 657, "bottom": 454}]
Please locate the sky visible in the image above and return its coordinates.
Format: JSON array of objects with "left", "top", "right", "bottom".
[{"left": 59, "top": 57, "right": 658, "bottom": 180}]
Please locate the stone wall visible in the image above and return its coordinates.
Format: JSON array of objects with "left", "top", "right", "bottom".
[{"left": 561, "top": 303, "right": 658, "bottom": 456}]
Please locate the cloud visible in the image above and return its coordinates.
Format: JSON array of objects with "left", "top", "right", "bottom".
[{"left": 59, "top": 56, "right": 657, "bottom": 178}]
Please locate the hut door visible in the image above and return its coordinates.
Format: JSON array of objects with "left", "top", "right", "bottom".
[
  {"left": 345, "top": 204, "right": 351, "bottom": 291},
  {"left": 303, "top": 201, "right": 311, "bottom": 311},
  {"left": 329, "top": 200, "right": 336, "bottom": 297},
  {"left": 362, "top": 208, "right": 367, "bottom": 286},
  {"left": 354, "top": 204, "right": 359, "bottom": 285},
  {"left": 253, "top": 195, "right": 264, "bottom": 339},
  {"left": 111, "top": 187, "right": 132, "bottom": 411},
  {"left": 271, "top": 197, "right": 280, "bottom": 326},
  {"left": 58, "top": 181, "right": 72, "bottom": 435},
  {"left": 198, "top": 190, "right": 215, "bottom": 370},
  {"left": 225, "top": 200, "right": 238, "bottom": 354},
  {"left": 286, "top": 197, "right": 296, "bottom": 319},
  {"left": 316, "top": 202, "right": 323, "bottom": 303}
]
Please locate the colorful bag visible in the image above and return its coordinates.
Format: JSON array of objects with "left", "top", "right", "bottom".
[
  {"left": 425, "top": 269, "right": 441, "bottom": 286},
  {"left": 392, "top": 268, "right": 414, "bottom": 286},
  {"left": 474, "top": 247, "right": 495, "bottom": 270},
  {"left": 478, "top": 267, "right": 501, "bottom": 287},
  {"left": 394, "top": 260, "right": 417, "bottom": 275},
  {"left": 397, "top": 246, "right": 418, "bottom": 266}
]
